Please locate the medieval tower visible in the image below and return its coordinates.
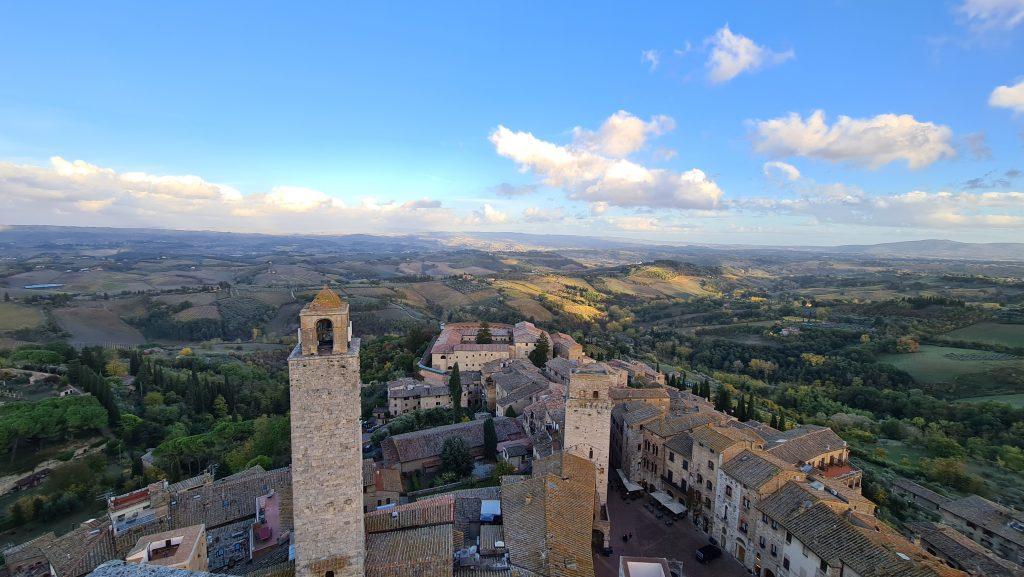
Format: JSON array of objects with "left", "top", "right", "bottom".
[
  {"left": 563, "top": 362, "right": 615, "bottom": 545},
  {"left": 288, "top": 287, "right": 365, "bottom": 577}
]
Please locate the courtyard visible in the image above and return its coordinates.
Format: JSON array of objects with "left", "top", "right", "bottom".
[{"left": 594, "top": 488, "right": 750, "bottom": 577}]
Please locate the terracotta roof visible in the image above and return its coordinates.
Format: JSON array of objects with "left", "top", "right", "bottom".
[
  {"left": 907, "top": 521, "right": 1022, "bottom": 577},
  {"left": 612, "top": 401, "right": 663, "bottom": 426},
  {"left": 365, "top": 524, "right": 455, "bottom": 577},
  {"left": 501, "top": 453, "right": 596, "bottom": 577},
  {"left": 374, "top": 467, "right": 404, "bottom": 494},
  {"left": 765, "top": 425, "right": 847, "bottom": 465},
  {"left": 893, "top": 478, "right": 951, "bottom": 505},
  {"left": 86, "top": 560, "right": 222, "bottom": 577},
  {"left": 610, "top": 388, "right": 670, "bottom": 401},
  {"left": 642, "top": 411, "right": 727, "bottom": 438},
  {"left": 940, "top": 495, "right": 1024, "bottom": 548},
  {"left": 759, "top": 482, "right": 960, "bottom": 577},
  {"left": 364, "top": 496, "right": 455, "bottom": 534},
  {"left": 126, "top": 524, "right": 205, "bottom": 566},
  {"left": 381, "top": 417, "right": 526, "bottom": 466},
  {"left": 721, "top": 449, "right": 796, "bottom": 490},
  {"left": 305, "top": 286, "right": 343, "bottom": 311},
  {"left": 663, "top": 434, "right": 694, "bottom": 459}
]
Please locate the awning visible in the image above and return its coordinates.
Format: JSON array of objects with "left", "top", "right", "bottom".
[
  {"left": 616, "top": 469, "right": 642, "bottom": 492},
  {"left": 651, "top": 490, "right": 687, "bottom": 515}
]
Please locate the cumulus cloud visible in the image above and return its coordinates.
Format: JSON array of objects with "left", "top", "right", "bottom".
[
  {"left": 521, "top": 207, "right": 564, "bottom": 223},
  {"left": 738, "top": 179, "right": 1024, "bottom": 229},
  {"left": 606, "top": 215, "right": 689, "bottom": 233},
  {"left": 0, "top": 156, "right": 459, "bottom": 234},
  {"left": 490, "top": 111, "right": 722, "bottom": 210},
  {"left": 706, "top": 25, "right": 793, "bottom": 84},
  {"left": 468, "top": 203, "right": 508, "bottom": 224},
  {"left": 958, "top": 0, "right": 1024, "bottom": 29},
  {"left": 641, "top": 49, "right": 660, "bottom": 72},
  {"left": 762, "top": 161, "right": 801, "bottom": 182},
  {"left": 751, "top": 110, "right": 955, "bottom": 169},
  {"left": 571, "top": 110, "right": 676, "bottom": 158},
  {"left": 990, "top": 79, "right": 1024, "bottom": 114},
  {"left": 590, "top": 201, "right": 609, "bottom": 215}
]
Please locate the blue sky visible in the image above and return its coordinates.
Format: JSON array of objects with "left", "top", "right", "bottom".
[{"left": 1, "top": 1, "right": 1023, "bottom": 244}]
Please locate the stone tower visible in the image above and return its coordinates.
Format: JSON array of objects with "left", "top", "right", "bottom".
[
  {"left": 288, "top": 287, "right": 364, "bottom": 577},
  {"left": 563, "top": 362, "right": 615, "bottom": 546}
]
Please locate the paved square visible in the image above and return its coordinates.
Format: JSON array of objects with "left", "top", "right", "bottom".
[{"left": 595, "top": 489, "right": 749, "bottom": 577}]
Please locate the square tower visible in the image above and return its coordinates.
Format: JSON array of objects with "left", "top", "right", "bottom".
[
  {"left": 288, "top": 287, "right": 364, "bottom": 577},
  {"left": 564, "top": 362, "right": 615, "bottom": 546}
]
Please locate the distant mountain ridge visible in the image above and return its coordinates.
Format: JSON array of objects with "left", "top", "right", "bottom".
[{"left": 1, "top": 225, "right": 1021, "bottom": 262}]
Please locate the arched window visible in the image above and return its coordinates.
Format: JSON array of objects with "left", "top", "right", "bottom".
[
  {"left": 315, "top": 318, "right": 334, "bottom": 351},
  {"left": 589, "top": 448, "right": 594, "bottom": 459}
]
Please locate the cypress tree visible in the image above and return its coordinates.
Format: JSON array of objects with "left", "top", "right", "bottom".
[{"left": 448, "top": 363, "right": 463, "bottom": 420}]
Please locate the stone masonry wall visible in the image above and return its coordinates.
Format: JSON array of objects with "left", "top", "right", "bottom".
[{"left": 288, "top": 340, "right": 365, "bottom": 577}]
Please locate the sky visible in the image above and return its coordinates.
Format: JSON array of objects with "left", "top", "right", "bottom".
[{"left": 1, "top": 1, "right": 1023, "bottom": 245}]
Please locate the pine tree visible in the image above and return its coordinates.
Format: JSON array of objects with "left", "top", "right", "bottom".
[
  {"left": 736, "top": 394, "right": 747, "bottom": 421},
  {"left": 746, "top": 393, "right": 756, "bottom": 422},
  {"left": 475, "top": 322, "right": 493, "bottom": 344},
  {"left": 448, "top": 363, "right": 463, "bottom": 420},
  {"left": 779, "top": 412, "right": 788, "bottom": 431},
  {"left": 770, "top": 413, "right": 779, "bottom": 429}
]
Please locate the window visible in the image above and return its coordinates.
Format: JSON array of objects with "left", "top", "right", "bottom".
[
  {"left": 697, "top": 473, "right": 703, "bottom": 483},
  {"left": 667, "top": 471, "right": 673, "bottom": 482},
  {"left": 759, "top": 536, "right": 766, "bottom": 548},
  {"left": 771, "top": 520, "right": 778, "bottom": 531},
  {"left": 705, "top": 480, "right": 712, "bottom": 491},
  {"left": 593, "top": 391, "right": 599, "bottom": 399},
  {"left": 669, "top": 452, "right": 675, "bottom": 463},
  {"left": 742, "top": 497, "right": 750, "bottom": 509},
  {"left": 708, "top": 460, "right": 715, "bottom": 470},
  {"left": 786, "top": 531, "right": 792, "bottom": 544},
  {"left": 740, "top": 520, "right": 748, "bottom": 534},
  {"left": 725, "top": 485, "right": 732, "bottom": 497},
  {"left": 770, "top": 544, "right": 778, "bottom": 557},
  {"left": 819, "top": 559, "right": 828, "bottom": 572},
  {"left": 783, "top": 557, "right": 790, "bottom": 570},
  {"left": 326, "top": 572, "right": 334, "bottom": 577},
  {"left": 683, "top": 460, "right": 689, "bottom": 470},
  {"left": 762, "top": 513, "right": 769, "bottom": 523},
  {"left": 589, "top": 448, "right": 593, "bottom": 459}
]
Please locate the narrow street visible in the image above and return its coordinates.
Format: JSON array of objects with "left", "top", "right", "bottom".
[{"left": 594, "top": 488, "right": 750, "bottom": 577}]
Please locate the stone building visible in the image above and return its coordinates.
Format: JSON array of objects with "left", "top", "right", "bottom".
[
  {"left": 907, "top": 521, "right": 1022, "bottom": 577},
  {"left": 287, "top": 288, "right": 365, "bottom": 577},
  {"left": 125, "top": 525, "right": 207, "bottom": 571},
  {"left": 937, "top": 494, "right": 1024, "bottom": 566},
  {"left": 385, "top": 377, "right": 452, "bottom": 417},
  {"left": 562, "top": 362, "right": 615, "bottom": 547}
]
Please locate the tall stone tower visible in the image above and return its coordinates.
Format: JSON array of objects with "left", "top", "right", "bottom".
[
  {"left": 563, "top": 362, "right": 614, "bottom": 546},
  {"left": 288, "top": 287, "right": 364, "bottom": 577}
]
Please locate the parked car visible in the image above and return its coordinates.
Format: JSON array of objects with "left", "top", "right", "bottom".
[{"left": 695, "top": 544, "right": 722, "bottom": 564}]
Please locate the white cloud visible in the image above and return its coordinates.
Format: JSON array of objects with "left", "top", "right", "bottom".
[
  {"left": 590, "top": 201, "right": 609, "bottom": 215},
  {"left": 706, "top": 25, "right": 793, "bottom": 84},
  {"left": 958, "top": 0, "right": 1024, "bottom": 29},
  {"left": 522, "top": 207, "right": 564, "bottom": 222},
  {"left": 606, "top": 215, "right": 689, "bottom": 233},
  {"left": 490, "top": 111, "right": 722, "bottom": 210},
  {"left": 490, "top": 182, "right": 539, "bottom": 197},
  {"left": 0, "top": 156, "right": 460, "bottom": 234},
  {"left": 990, "top": 79, "right": 1024, "bottom": 114},
  {"left": 641, "top": 49, "right": 660, "bottom": 72},
  {"left": 762, "top": 161, "right": 801, "bottom": 182},
  {"left": 739, "top": 180, "right": 1024, "bottom": 229},
  {"left": 751, "top": 110, "right": 955, "bottom": 169},
  {"left": 571, "top": 110, "right": 676, "bottom": 158},
  {"left": 470, "top": 203, "right": 507, "bottom": 224}
]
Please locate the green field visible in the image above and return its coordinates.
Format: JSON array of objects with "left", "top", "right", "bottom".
[
  {"left": 960, "top": 393, "right": 1024, "bottom": 408},
  {"left": 0, "top": 301, "right": 44, "bottom": 331},
  {"left": 940, "top": 322, "right": 1024, "bottom": 348},
  {"left": 881, "top": 345, "right": 1024, "bottom": 398}
]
